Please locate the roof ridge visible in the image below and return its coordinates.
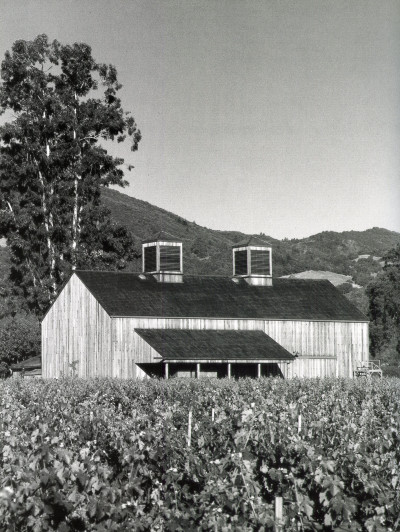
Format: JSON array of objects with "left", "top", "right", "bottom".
[
  {"left": 75, "top": 270, "right": 234, "bottom": 278},
  {"left": 142, "top": 230, "right": 183, "bottom": 243},
  {"left": 232, "top": 235, "right": 272, "bottom": 247},
  {"left": 75, "top": 270, "right": 334, "bottom": 282}
]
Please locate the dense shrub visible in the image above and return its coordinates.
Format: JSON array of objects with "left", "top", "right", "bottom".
[
  {"left": 0, "top": 378, "right": 399, "bottom": 531},
  {"left": 0, "top": 313, "right": 41, "bottom": 365},
  {"left": 0, "top": 361, "right": 11, "bottom": 378}
]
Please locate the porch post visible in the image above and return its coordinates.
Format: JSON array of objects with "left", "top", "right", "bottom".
[
  {"left": 257, "top": 363, "right": 261, "bottom": 378},
  {"left": 165, "top": 363, "right": 169, "bottom": 380},
  {"left": 196, "top": 363, "right": 201, "bottom": 379},
  {"left": 227, "top": 363, "right": 231, "bottom": 379}
]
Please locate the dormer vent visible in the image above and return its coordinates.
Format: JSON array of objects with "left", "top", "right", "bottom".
[
  {"left": 232, "top": 236, "right": 272, "bottom": 286},
  {"left": 142, "top": 231, "right": 183, "bottom": 283}
]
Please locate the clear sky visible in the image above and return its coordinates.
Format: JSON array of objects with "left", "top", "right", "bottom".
[{"left": 1, "top": 0, "right": 399, "bottom": 239}]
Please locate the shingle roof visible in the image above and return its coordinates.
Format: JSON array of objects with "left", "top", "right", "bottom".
[
  {"left": 142, "top": 231, "right": 182, "bottom": 244},
  {"left": 25, "top": 368, "right": 42, "bottom": 376},
  {"left": 11, "top": 355, "right": 41, "bottom": 370},
  {"left": 74, "top": 271, "right": 368, "bottom": 321},
  {"left": 135, "top": 329, "right": 294, "bottom": 361},
  {"left": 232, "top": 236, "right": 271, "bottom": 247}
]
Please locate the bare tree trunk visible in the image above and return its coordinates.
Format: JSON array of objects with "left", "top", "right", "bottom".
[
  {"left": 35, "top": 110, "right": 57, "bottom": 296},
  {"left": 71, "top": 175, "right": 80, "bottom": 270},
  {"left": 71, "top": 92, "right": 81, "bottom": 270},
  {"left": 37, "top": 169, "right": 56, "bottom": 291}
]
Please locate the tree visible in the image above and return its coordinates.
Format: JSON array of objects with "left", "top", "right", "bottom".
[
  {"left": 367, "top": 244, "right": 400, "bottom": 361},
  {"left": 0, "top": 35, "right": 141, "bottom": 312},
  {"left": 0, "top": 313, "right": 41, "bottom": 366}
]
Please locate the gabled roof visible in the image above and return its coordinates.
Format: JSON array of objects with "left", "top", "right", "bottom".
[
  {"left": 135, "top": 329, "right": 294, "bottom": 361},
  {"left": 11, "top": 355, "right": 41, "bottom": 370},
  {"left": 74, "top": 271, "right": 368, "bottom": 321},
  {"left": 232, "top": 236, "right": 271, "bottom": 248},
  {"left": 142, "top": 231, "right": 182, "bottom": 244}
]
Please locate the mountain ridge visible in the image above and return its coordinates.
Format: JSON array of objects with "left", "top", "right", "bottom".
[
  {"left": 0, "top": 188, "right": 398, "bottom": 308},
  {"left": 102, "top": 187, "right": 400, "bottom": 284}
]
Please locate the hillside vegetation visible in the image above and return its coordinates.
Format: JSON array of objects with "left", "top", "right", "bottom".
[
  {"left": 101, "top": 188, "right": 400, "bottom": 284},
  {"left": 0, "top": 188, "right": 399, "bottom": 316}
]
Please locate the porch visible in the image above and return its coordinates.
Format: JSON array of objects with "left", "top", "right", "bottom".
[{"left": 135, "top": 329, "right": 295, "bottom": 379}]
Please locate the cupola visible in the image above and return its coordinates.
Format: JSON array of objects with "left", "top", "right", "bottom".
[
  {"left": 142, "top": 231, "right": 183, "bottom": 283},
  {"left": 232, "top": 236, "right": 272, "bottom": 286}
]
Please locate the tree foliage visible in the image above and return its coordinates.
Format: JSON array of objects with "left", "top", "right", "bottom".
[
  {"left": 367, "top": 244, "right": 400, "bottom": 361},
  {"left": 0, "top": 313, "right": 41, "bottom": 365},
  {"left": 0, "top": 35, "right": 141, "bottom": 312}
]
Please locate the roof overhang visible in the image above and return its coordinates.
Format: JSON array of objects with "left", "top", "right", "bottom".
[
  {"left": 159, "top": 359, "right": 293, "bottom": 364},
  {"left": 135, "top": 328, "right": 295, "bottom": 362},
  {"left": 11, "top": 355, "right": 42, "bottom": 371}
]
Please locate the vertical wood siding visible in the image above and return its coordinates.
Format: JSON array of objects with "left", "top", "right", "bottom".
[
  {"left": 111, "top": 320, "right": 157, "bottom": 378},
  {"left": 42, "top": 275, "right": 112, "bottom": 378},
  {"left": 112, "top": 318, "right": 368, "bottom": 379}
]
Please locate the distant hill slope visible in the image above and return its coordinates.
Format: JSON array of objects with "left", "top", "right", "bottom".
[
  {"left": 101, "top": 188, "right": 274, "bottom": 275},
  {"left": 102, "top": 188, "right": 400, "bottom": 284},
  {"left": 280, "top": 271, "right": 355, "bottom": 287},
  {"left": 0, "top": 188, "right": 399, "bottom": 296}
]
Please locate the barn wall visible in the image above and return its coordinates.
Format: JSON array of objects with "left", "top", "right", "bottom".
[
  {"left": 263, "top": 320, "right": 369, "bottom": 378},
  {"left": 113, "top": 317, "right": 368, "bottom": 379},
  {"left": 284, "top": 358, "right": 338, "bottom": 378},
  {"left": 42, "top": 274, "right": 113, "bottom": 378},
  {"left": 111, "top": 323, "right": 157, "bottom": 378}
]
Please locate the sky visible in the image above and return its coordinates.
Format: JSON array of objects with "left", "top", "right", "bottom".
[{"left": 0, "top": 0, "right": 399, "bottom": 239}]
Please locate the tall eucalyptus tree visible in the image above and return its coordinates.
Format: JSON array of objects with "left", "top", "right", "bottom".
[{"left": 0, "top": 35, "right": 141, "bottom": 311}]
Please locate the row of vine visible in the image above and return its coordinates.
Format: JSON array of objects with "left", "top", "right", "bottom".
[{"left": 1, "top": 377, "right": 399, "bottom": 531}]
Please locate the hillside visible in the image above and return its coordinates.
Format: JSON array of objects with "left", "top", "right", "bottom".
[
  {"left": 0, "top": 188, "right": 398, "bottom": 297},
  {"left": 101, "top": 188, "right": 400, "bottom": 284},
  {"left": 280, "top": 271, "right": 354, "bottom": 287}
]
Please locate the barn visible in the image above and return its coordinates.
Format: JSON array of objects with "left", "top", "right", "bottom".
[{"left": 42, "top": 233, "right": 369, "bottom": 379}]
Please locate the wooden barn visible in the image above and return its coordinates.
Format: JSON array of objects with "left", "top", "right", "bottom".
[{"left": 42, "top": 233, "right": 369, "bottom": 379}]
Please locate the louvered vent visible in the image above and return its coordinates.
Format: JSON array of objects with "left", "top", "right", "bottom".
[
  {"left": 251, "top": 249, "right": 270, "bottom": 275},
  {"left": 160, "top": 246, "right": 181, "bottom": 271},
  {"left": 234, "top": 250, "right": 248, "bottom": 276},
  {"left": 144, "top": 245, "right": 157, "bottom": 272},
  {"left": 232, "top": 237, "right": 272, "bottom": 285},
  {"left": 142, "top": 232, "right": 183, "bottom": 282}
]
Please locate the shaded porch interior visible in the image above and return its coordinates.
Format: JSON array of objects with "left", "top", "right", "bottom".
[{"left": 138, "top": 361, "right": 284, "bottom": 379}]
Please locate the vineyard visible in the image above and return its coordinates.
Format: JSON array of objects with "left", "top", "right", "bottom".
[{"left": 1, "top": 378, "right": 399, "bottom": 531}]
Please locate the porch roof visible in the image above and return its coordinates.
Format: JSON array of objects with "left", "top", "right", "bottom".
[
  {"left": 135, "top": 329, "right": 295, "bottom": 362},
  {"left": 11, "top": 355, "right": 41, "bottom": 370}
]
